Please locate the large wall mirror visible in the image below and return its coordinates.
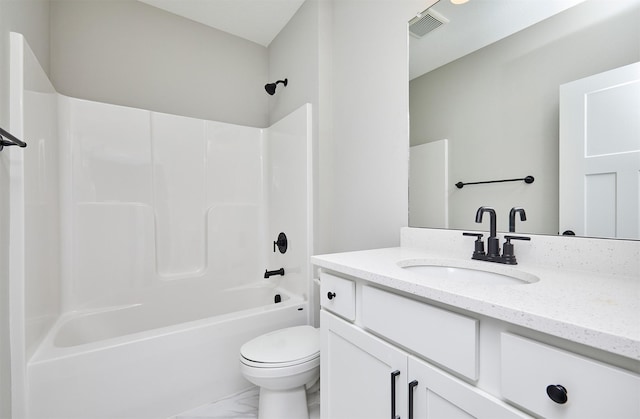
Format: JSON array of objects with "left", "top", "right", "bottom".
[{"left": 408, "top": 0, "right": 640, "bottom": 239}]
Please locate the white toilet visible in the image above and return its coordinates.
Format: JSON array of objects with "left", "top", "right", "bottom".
[{"left": 239, "top": 325, "right": 320, "bottom": 419}]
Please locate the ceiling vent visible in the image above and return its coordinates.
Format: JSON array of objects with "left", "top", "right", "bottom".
[{"left": 409, "top": 9, "right": 449, "bottom": 38}]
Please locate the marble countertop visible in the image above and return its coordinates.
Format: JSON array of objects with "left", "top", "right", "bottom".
[{"left": 312, "top": 247, "right": 640, "bottom": 361}]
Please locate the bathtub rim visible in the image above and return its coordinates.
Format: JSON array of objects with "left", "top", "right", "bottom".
[{"left": 29, "top": 285, "right": 306, "bottom": 365}]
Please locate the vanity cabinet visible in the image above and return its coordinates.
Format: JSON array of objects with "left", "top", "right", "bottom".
[
  {"left": 319, "top": 270, "right": 640, "bottom": 419},
  {"left": 320, "top": 272, "right": 530, "bottom": 419},
  {"left": 321, "top": 310, "right": 528, "bottom": 419}
]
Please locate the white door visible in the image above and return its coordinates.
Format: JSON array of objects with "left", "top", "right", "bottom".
[
  {"left": 559, "top": 62, "right": 640, "bottom": 239},
  {"left": 320, "top": 311, "right": 407, "bottom": 419},
  {"left": 408, "top": 356, "right": 531, "bottom": 419}
]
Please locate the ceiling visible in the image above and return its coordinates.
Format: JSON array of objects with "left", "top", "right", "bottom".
[
  {"left": 138, "top": 0, "right": 586, "bottom": 76},
  {"left": 138, "top": 0, "right": 306, "bottom": 47},
  {"left": 409, "top": 0, "right": 586, "bottom": 79}
]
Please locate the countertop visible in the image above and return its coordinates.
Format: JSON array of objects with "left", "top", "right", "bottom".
[{"left": 312, "top": 247, "right": 640, "bottom": 361}]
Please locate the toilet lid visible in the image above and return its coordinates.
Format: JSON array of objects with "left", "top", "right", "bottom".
[{"left": 240, "top": 325, "right": 319, "bottom": 364}]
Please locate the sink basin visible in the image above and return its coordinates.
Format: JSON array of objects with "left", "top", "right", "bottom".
[{"left": 398, "top": 261, "right": 539, "bottom": 285}]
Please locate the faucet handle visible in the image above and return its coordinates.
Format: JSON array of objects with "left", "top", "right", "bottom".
[
  {"left": 504, "top": 235, "right": 531, "bottom": 242},
  {"left": 501, "top": 235, "right": 531, "bottom": 265},
  {"left": 463, "top": 232, "right": 485, "bottom": 260},
  {"left": 463, "top": 232, "right": 483, "bottom": 238}
]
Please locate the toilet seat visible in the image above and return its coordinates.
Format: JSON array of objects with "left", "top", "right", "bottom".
[
  {"left": 241, "top": 352, "right": 319, "bottom": 369},
  {"left": 240, "top": 325, "right": 319, "bottom": 368}
]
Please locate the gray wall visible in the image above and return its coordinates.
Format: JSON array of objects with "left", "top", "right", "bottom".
[
  {"left": 410, "top": 0, "right": 640, "bottom": 234},
  {"left": 268, "top": 0, "right": 423, "bottom": 255},
  {"left": 0, "top": 2, "right": 51, "bottom": 416},
  {"left": 327, "top": 0, "right": 422, "bottom": 252},
  {"left": 267, "top": 0, "right": 328, "bottom": 257},
  {"left": 50, "top": 0, "right": 269, "bottom": 128}
]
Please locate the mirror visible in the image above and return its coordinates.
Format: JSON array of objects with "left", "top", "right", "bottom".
[{"left": 408, "top": 0, "right": 640, "bottom": 239}]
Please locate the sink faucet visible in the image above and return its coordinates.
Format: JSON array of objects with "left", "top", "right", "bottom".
[
  {"left": 475, "top": 206, "right": 500, "bottom": 260},
  {"left": 509, "top": 207, "right": 526, "bottom": 232},
  {"left": 465, "top": 207, "right": 531, "bottom": 265}
]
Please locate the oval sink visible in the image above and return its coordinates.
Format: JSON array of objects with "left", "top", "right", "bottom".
[{"left": 398, "top": 261, "right": 539, "bottom": 285}]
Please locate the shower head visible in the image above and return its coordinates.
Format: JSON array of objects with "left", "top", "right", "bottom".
[{"left": 265, "top": 78, "right": 288, "bottom": 95}]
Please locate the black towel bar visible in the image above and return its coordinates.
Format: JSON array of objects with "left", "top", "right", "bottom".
[
  {"left": 456, "top": 175, "right": 534, "bottom": 189},
  {"left": 0, "top": 126, "right": 27, "bottom": 151}
]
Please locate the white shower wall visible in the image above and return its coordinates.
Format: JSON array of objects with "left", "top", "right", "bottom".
[
  {"left": 9, "top": 32, "right": 60, "bottom": 417},
  {"left": 265, "top": 105, "right": 312, "bottom": 298},
  {"left": 11, "top": 32, "right": 312, "bottom": 416},
  {"left": 58, "top": 97, "right": 311, "bottom": 312}
]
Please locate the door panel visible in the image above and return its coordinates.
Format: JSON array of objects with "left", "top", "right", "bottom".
[
  {"left": 321, "top": 311, "right": 407, "bottom": 419},
  {"left": 559, "top": 62, "right": 640, "bottom": 239}
]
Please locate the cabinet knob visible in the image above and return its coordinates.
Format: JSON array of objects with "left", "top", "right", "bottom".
[
  {"left": 327, "top": 292, "right": 336, "bottom": 300},
  {"left": 546, "top": 384, "right": 568, "bottom": 404}
]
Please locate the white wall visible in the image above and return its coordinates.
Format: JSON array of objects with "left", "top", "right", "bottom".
[
  {"left": 7, "top": 33, "right": 61, "bottom": 419},
  {"left": 266, "top": 0, "right": 423, "bottom": 327},
  {"left": 50, "top": 0, "right": 269, "bottom": 128},
  {"left": 59, "top": 97, "right": 266, "bottom": 311},
  {"left": 265, "top": 104, "right": 312, "bottom": 299},
  {"left": 269, "top": 0, "right": 429, "bottom": 254},
  {"left": 327, "top": 0, "right": 427, "bottom": 252},
  {"left": 267, "top": 0, "right": 329, "bottom": 263},
  {"left": 20, "top": 41, "right": 61, "bottom": 361},
  {"left": 0, "top": 2, "right": 50, "bottom": 417},
  {"left": 410, "top": 0, "right": 640, "bottom": 234}
]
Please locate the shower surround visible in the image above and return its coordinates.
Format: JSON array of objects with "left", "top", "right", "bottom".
[{"left": 8, "top": 33, "right": 313, "bottom": 418}]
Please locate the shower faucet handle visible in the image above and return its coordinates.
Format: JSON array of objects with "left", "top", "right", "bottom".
[{"left": 273, "top": 232, "right": 288, "bottom": 254}]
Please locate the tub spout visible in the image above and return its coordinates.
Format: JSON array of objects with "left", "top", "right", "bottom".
[{"left": 264, "top": 268, "right": 285, "bottom": 278}]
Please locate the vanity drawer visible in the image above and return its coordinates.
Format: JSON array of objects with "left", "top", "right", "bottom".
[
  {"left": 501, "top": 333, "right": 640, "bottom": 419},
  {"left": 361, "top": 285, "right": 478, "bottom": 380},
  {"left": 320, "top": 272, "right": 355, "bottom": 321}
]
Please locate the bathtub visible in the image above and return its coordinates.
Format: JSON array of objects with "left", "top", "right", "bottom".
[{"left": 27, "top": 282, "right": 308, "bottom": 419}]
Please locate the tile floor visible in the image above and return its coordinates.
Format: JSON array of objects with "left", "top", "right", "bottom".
[{"left": 174, "top": 387, "right": 320, "bottom": 419}]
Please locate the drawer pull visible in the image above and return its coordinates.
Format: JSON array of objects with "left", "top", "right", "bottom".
[
  {"left": 391, "top": 370, "right": 400, "bottom": 419},
  {"left": 408, "top": 380, "right": 419, "bottom": 419},
  {"left": 327, "top": 292, "right": 336, "bottom": 300},
  {"left": 546, "top": 384, "right": 568, "bottom": 404}
]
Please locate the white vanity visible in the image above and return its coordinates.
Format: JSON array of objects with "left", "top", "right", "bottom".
[{"left": 311, "top": 228, "right": 640, "bottom": 419}]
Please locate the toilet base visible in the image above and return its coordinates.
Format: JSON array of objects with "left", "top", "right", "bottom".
[{"left": 258, "top": 385, "right": 309, "bottom": 419}]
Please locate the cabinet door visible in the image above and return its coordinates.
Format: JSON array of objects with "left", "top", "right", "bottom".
[
  {"left": 408, "top": 356, "right": 531, "bottom": 419},
  {"left": 321, "top": 310, "right": 407, "bottom": 419}
]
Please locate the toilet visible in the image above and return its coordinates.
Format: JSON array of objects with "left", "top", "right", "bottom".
[{"left": 239, "top": 325, "right": 320, "bottom": 419}]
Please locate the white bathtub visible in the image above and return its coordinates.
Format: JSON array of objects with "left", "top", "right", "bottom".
[{"left": 27, "top": 282, "right": 308, "bottom": 419}]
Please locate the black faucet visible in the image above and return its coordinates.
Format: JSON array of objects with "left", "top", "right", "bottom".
[
  {"left": 475, "top": 206, "right": 500, "bottom": 260},
  {"left": 464, "top": 206, "right": 531, "bottom": 265},
  {"left": 509, "top": 207, "right": 527, "bottom": 232},
  {"left": 264, "top": 268, "right": 285, "bottom": 278}
]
